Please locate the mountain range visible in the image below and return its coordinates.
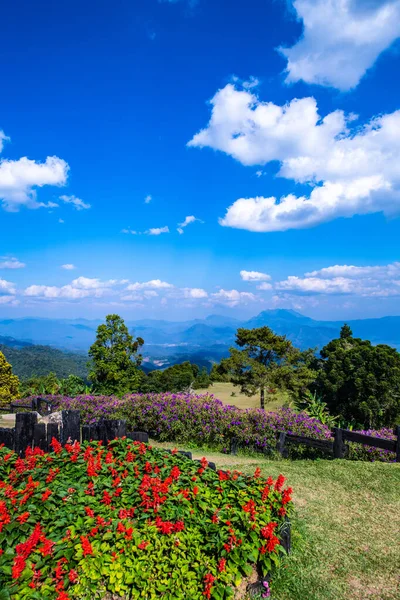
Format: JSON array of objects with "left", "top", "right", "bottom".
[{"left": 1, "top": 310, "right": 400, "bottom": 373}]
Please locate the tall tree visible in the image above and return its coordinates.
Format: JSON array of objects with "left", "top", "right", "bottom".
[
  {"left": 316, "top": 325, "right": 400, "bottom": 428},
  {"left": 88, "top": 314, "right": 144, "bottom": 395},
  {"left": 218, "top": 327, "right": 316, "bottom": 409},
  {"left": 0, "top": 351, "right": 20, "bottom": 406}
]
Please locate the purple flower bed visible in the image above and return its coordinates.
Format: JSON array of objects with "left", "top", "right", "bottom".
[{"left": 17, "top": 393, "right": 395, "bottom": 461}]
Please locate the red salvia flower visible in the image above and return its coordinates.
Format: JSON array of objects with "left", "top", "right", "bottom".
[{"left": 80, "top": 535, "right": 93, "bottom": 556}]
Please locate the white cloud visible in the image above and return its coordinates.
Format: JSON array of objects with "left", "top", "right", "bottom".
[
  {"left": 61, "top": 264, "right": 76, "bottom": 270},
  {"left": 24, "top": 277, "right": 122, "bottom": 300},
  {"left": 189, "top": 83, "right": 400, "bottom": 231},
  {"left": 257, "top": 282, "right": 273, "bottom": 290},
  {"left": 177, "top": 215, "right": 201, "bottom": 234},
  {"left": 0, "top": 156, "right": 69, "bottom": 212},
  {"left": 121, "top": 228, "right": 138, "bottom": 234},
  {"left": 127, "top": 279, "right": 174, "bottom": 291},
  {"left": 0, "top": 257, "right": 25, "bottom": 269},
  {"left": 0, "top": 278, "right": 16, "bottom": 294},
  {"left": 182, "top": 287, "right": 208, "bottom": 299},
  {"left": 59, "top": 218, "right": 64, "bottom": 224},
  {"left": 280, "top": 0, "right": 400, "bottom": 91},
  {"left": 0, "top": 295, "right": 18, "bottom": 305},
  {"left": 71, "top": 276, "right": 117, "bottom": 289},
  {"left": 144, "top": 194, "right": 152, "bottom": 204},
  {"left": 146, "top": 226, "right": 169, "bottom": 235},
  {"left": 0, "top": 131, "right": 10, "bottom": 152},
  {"left": 60, "top": 195, "right": 91, "bottom": 210},
  {"left": 276, "top": 261, "right": 400, "bottom": 297},
  {"left": 211, "top": 289, "right": 256, "bottom": 307},
  {"left": 240, "top": 270, "right": 271, "bottom": 282},
  {"left": 276, "top": 276, "right": 355, "bottom": 294}
]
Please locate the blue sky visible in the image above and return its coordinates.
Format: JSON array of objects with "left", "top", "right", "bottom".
[{"left": 1, "top": 0, "right": 400, "bottom": 321}]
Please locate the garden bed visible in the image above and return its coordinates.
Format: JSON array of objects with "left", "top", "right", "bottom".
[{"left": 0, "top": 438, "right": 292, "bottom": 599}]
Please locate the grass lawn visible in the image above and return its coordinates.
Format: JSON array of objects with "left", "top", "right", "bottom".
[
  {"left": 198, "top": 381, "right": 288, "bottom": 411},
  {"left": 152, "top": 442, "right": 400, "bottom": 600}
]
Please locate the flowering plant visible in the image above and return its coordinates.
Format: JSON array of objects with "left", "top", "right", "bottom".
[{"left": 0, "top": 438, "right": 292, "bottom": 599}]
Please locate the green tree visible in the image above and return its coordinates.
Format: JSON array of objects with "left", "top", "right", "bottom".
[
  {"left": 316, "top": 325, "right": 400, "bottom": 428},
  {"left": 0, "top": 351, "right": 20, "bottom": 406},
  {"left": 340, "top": 323, "right": 353, "bottom": 339},
  {"left": 88, "top": 314, "right": 144, "bottom": 395},
  {"left": 219, "top": 327, "right": 316, "bottom": 409},
  {"left": 141, "top": 361, "right": 207, "bottom": 393}
]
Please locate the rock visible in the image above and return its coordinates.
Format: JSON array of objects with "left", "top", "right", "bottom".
[{"left": 39, "top": 411, "right": 63, "bottom": 425}]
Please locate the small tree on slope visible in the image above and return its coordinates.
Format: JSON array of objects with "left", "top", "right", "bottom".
[{"left": 0, "top": 350, "right": 20, "bottom": 406}]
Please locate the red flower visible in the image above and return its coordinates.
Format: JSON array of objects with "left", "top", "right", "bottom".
[
  {"left": 193, "top": 486, "right": 199, "bottom": 495},
  {"left": 68, "top": 569, "right": 78, "bottom": 583},
  {"left": 80, "top": 535, "right": 93, "bottom": 556},
  {"left": 138, "top": 541, "right": 149, "bottom": 550},
  {"left": 170, "top": 466, "right": 181, "bottom": 480},
  {"left": 203, "top": 573, "right": 215, "bottom": 599},
  {"left": 254, "top": 467, "right": 261, "bottom": 478},
  {"left": 85, "top": 506, "right": 95, "bottom": 517},
  {"left": 12, "top": 555, "right": 26, "bottom": 579},
  {"left": 274, "top": 474, "right": 285, "bottom": 492},
  {"left": 56, "top": 592, "right": 70, "bottom": 600},
  {"left": 41, "top": 489, "right": 52, "bottom": 502},
  {"left": 260, "top": 522, "right": 278, "bottom": 539},
  {"left": 50, "top": 437, "right": 62, "bottom": 454},
  {"left": 218, "top": 558, "right": 226, "bottom": 572},
  {"left": 16, "top": 512, "right": 30, "bottom": 523},
  {"left": 102, "top": 491, "right": 112, "bottom": 505}
]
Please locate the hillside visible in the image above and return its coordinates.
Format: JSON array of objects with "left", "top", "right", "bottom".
[{"left": 0, "top": 343, "right": 88, "bottom": 381}]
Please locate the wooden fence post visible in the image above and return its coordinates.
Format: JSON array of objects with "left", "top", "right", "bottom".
[
  {"left": 61, "top": 410, "right": 81, "bottom": 444},
  {"left": 230, "top": 436, "right": 238, "bottom": 456},
  {"left": 276, "top": 432, "right": 286, "bottom": 456},
  {"left": 394, "top": 425, "right": 400, "bottom": 463},
  {"left": 333, "top": 427, "right": 345, "bottom": 459},
  {"left": 15, "top": 412, "right": 37, "bottom": 456}
]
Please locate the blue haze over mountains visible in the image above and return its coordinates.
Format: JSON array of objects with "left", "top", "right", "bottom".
[{"left": 1, "top": 310, "right": 400, "bottom": 370}]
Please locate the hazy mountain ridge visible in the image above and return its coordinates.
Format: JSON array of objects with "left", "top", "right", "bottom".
[{"left": 1, "top": 311, "right": 400, "bottom": 375}]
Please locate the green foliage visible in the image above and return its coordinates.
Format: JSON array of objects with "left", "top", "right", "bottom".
[
  {"left": 292, "top": 391, "right": 339, "bottom": 429},
  {"left": 141, "top": 362, "right": 211, "bottom": 393},
  {"left": 0, "top": 439, "right": 292, "bottom": 599},
  {"left": 88, "top": 314, "right": 144, "bottom": 395},
  {"left": 0, "top": 343, "right": 88, "bottom": 381},
  {"left": 19, "top": 373, "right": 89, "bottom": 398},
  {"left": 0, "top": 351, "right": 20, "bottom": 407},
  {"left": 316, "top": 325, "right": 400, "bottom": 428},
  {"left": 210, "top": 363, "right": 230, "bottom": 383},
  {"left": 219, "top": 327, "right": 316, "bottom": 409}
]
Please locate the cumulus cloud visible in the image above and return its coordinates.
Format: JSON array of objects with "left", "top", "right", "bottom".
[
  {"left": 60, "top": 195, "right": 91, "bottom": 210},
  {"left": 189, "top": 83, "right": 400, "bottom": 231},
  {"left": 211, "top": 289, "right": 256, "bottom": 307},
  {"left": 0, "top": 278, "right": 16, "bottom": 295},
  {"left": 61, "top": 264, "right": 76, "bottom": 270},
  {"left": 280, "top": 0, "right": 400, "bottom": 90},
  {"left": 240, "top": 270, "right": 271, "bottom": 282},
  {"left": 182, "top": 287, "right": 208, "bottom": 299},
  {"left": 0, "top": 295, "right": 18, "bottom": 305},
  {"left": 127, "top": 279, "right": 174, "bottom": 291},
  {"left": 0, "top": 156, "right": 69, "bottom": 212},
  {"left": 257, "top": 282, "right": 273, "bottom": 290},
  {"left": 146, "top": 226, "right": 169, "bottom": 235},
  {"left": 144, "top": 195, "right": 152, "bottom": 204},
  {"left": 276, "top": 261, "right": 400, "bottom": 297},
  {"left": 24, "top": 277, "right": 122, "bottom": 300},
  {"left": 0, "top": 257, "right": 25, "bottom": 269}
]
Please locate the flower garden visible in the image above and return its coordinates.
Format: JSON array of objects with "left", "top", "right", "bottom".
[
  {"left": 16, "top": 392, "right": 397, "bottom": 462},
  {"left": 0, "top": 437, "right": 292, "bottom": 599}
]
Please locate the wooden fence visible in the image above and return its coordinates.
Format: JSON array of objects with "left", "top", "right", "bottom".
[
  {"left": 230, "top": 425, "right": 400, "bottom": 462},
  {"left": 0, "top": 410, "right": 149, "bottom": 456}
]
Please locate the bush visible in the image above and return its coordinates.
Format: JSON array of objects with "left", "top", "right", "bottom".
[
  {"left": 0, "top": 439, "right": 292, "bottom": 599},
  {"left": 347, "top": 428, "right": 396, "bottom": 463}
]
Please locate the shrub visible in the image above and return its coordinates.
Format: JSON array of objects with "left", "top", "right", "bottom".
[
  {"left": 0, "top": 439, "right": 292, "bottom": 599},
  {"left": 347, "top": 428, "right": 396, "bottom": 463}
]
